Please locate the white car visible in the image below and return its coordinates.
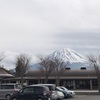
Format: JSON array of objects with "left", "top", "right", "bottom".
[
  {"left": 51, "top": 91, "right": 64, "bottom": 100},
  {"left": 59, "top": 86, "right": 75, "bottom": 97},
  {"left": 51, "top": 91, "right": 58, "bottom": 100}
]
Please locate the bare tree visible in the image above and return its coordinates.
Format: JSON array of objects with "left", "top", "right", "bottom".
[
  {"left": 8, "top": 69, "right": 15, "bottom": 76},
  {"left": 0, "top": 52, "right": 5, "bottom": 62},
  {"left": 38, "top": 56, "right": 55, "bottom": 84},
  {"left": 15, "top": 53, "right": 31, "bottom": 86},
  {"left": 37, "top": 67, "right": 44, "bottom": 84},
  {"left": 53, "top": 57, "right": 69, "bottom": 86},
  {"left": 87, "top": 54, "right": 100, "bottom": 92}
]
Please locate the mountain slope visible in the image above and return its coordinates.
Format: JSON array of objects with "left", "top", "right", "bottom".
[
  {"left": 30, "top": 48, "right": 89, "bottom": 70},
  {"left": 48, "top": 48, "right": 86, "bottom": 63}
]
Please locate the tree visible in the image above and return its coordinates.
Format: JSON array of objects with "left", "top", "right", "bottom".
[
  {"left": 0, "top": 52, "right": 5, "bottom": 62},
  {"left": 38, "top": 56, "right": 55, "bottom": 84},
  {"left": 8, "top": 69, "right": 15, "bottom": 76},
  {"left": 37, "top": 66, "right": 45, "bottom": 84},
  {"left": 0, "top": 53, "right": 5, "bottom": 78},
  {"left": 52, "top": 57, "right": 69, "bottom": 86},
  {"left": 87, "top": 54, "right": 100, "bottom": 92},
  {"left": 15, "top": 53, "right": 31, "bottom": 86}
]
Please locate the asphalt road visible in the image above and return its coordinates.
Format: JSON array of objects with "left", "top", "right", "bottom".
[
  {"left": 68, "top": 95, "right": 100, "bottom": 100},
  {"left": 0, "top": 95, "right": 100, "bottom": 100}
]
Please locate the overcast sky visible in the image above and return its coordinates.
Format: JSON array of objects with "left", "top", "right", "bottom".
[{"left": 0, "top": 0, "right": 100, "bottom": 69}]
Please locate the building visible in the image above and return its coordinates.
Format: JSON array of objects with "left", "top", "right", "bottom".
[
  {"left": 0, "top": 67, "right": 13, "bottom": 83},
  {"left": 4, "top": 68, "right": 99, "bottom": 90}
]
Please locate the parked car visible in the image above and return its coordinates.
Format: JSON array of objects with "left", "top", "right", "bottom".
[
  {"left": 0, "top": 83, "right": 21, "bottom": 100},
  {"left": 51, "top": 90, "right": 64, "bottom": 100},
  {"left": 31, "top": 84, "right": 64, "bottom": 100},
  {"left": 56, "top": 87, "right": 69, "bottom": 98},
  {"left": 30, "top": 84, "right": 56, "bottom": 92},
  {"left": 10, "top": 85, "right": 51, "bottom": 100},
  {"left": 59, "top": 86, "right": 75, "bottom": 97}
]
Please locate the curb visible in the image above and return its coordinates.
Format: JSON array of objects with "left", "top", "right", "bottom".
[{"left": 75, "top": 92, "right": 100, "bottom": 95}]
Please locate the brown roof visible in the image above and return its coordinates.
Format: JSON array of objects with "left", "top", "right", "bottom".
[
  {"left": 0, "top": 67, "right": 13, "bottom": 77},
  {"left": 26, "top": 70, "right": 97, "bottom": 77},
  {"left": 4, "top": 70, "right": 97, "bottom": 81}
]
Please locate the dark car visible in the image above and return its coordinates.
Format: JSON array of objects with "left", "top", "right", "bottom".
[{"left": 10, "top": 85, "right": 51, "bottom": 100}]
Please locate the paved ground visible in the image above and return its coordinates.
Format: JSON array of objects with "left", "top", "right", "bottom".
[
  {"left": 0, "top": 95, "right": 100, "bottom": 100},
  {"left": 74, "top": 90, "right": 100, "bottom": 95},
  {"left": 74, "top": 90, "right": 98, "bottom": 92},
  {"left": 68, "top": 95, "right": 100, "bottom": 100}
]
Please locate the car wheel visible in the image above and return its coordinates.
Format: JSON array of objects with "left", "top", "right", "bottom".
[
  {"left": 57, "top": 99, "right": 61, "bottom": 100},
  {"left": 12, "top": 98, "right": 17, "bottom": 100},
  {"left": 48, "top": 98, "right": 51, "bottom": 100},
  {"left": 37, "top": 98, "right": 43, "bottom": 100},
  {"left": 6, "top": 94, "right": 11, "bottom": 100}
]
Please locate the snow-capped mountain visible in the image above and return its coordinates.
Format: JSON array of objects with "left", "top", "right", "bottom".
[
  {"left": 30, "top": 48, "right": 89, "bottom": 70},
  {"left": 48, "top": 48, "right": 86, "bottom": 63}
]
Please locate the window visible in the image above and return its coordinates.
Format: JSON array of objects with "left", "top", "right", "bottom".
[
  {"left": 34, "top": 87, "right": 43, "bottom": 93},
  {"left": 23, "top": 87, "right": 34, "bottom": 94},
  {"left": 15, "top": 84, "right": 22, "bottom": 89},
  {"left": 0, "top": 85, "right": 14, "bottom": 89}
]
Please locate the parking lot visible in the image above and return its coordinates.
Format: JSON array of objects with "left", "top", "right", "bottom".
[
  {"left": 68, "top": 95, "right": 100, "bottom": 100},
  {"left": 0, "top": 95, "right": 100, "bottom": 100},
  {"left": 0, "top": 83, "right": 100, "bottom": 100}
]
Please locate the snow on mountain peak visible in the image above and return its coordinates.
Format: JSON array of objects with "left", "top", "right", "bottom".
[{"left": 48, "top": 48, "right": 86, "bottom": 63}]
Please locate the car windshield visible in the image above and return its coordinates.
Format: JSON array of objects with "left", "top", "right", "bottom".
[
  {"left": 37, "top": 84, "right": 55, "bottom": 91},
  {"left": 56, "top": 87, "right": 63, "bottom": 91},
  {"left": 61, "top": 87, "right": 68, "bottom": 91}
]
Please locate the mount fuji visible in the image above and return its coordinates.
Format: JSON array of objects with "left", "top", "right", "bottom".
[
  {"left": 30, "top": 48, "right": 89, "bottom": 70},
  {"left": 48, "top": 48, "right": 89, "bottom": 69},
  {"left": 48, "top": 48, "right": 86, "bottom": 63}
]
